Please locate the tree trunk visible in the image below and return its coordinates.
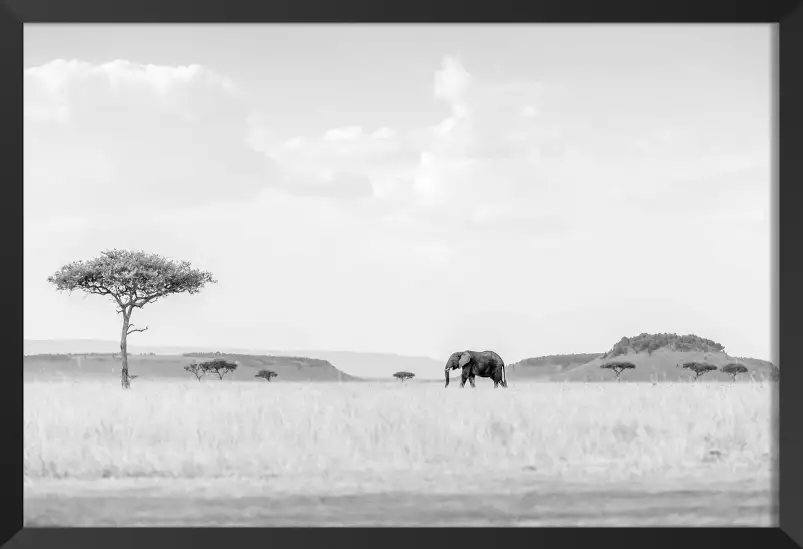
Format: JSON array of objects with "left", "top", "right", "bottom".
[{"left": 120, "top": 310, "right": 131, "bottom": 390}]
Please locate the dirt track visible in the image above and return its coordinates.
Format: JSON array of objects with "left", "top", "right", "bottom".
[{"left": 24, "top": 479, "right": 776, "bottom": 527}]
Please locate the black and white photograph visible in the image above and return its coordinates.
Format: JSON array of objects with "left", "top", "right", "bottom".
[{"left": 22, "top": 23, "right": 777, "bottom": 527}]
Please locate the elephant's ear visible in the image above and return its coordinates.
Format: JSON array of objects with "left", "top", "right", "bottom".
[{"left": 458, "top": 352, "right": 471, "bottom": 368}]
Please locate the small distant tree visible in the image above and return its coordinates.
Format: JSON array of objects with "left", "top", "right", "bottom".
[
  {"left": 678, "top": 361, "right": 718, "bottom": 381},
  {"left": 47, "top": 249, "right": 216, "bottom": 390},
  {"left": 721, "top": 363, "right": 749, "bottom": 382},
  {"left": 201, "top": 358, "right": 238, "bottom": 380},
  {"left": 393, "top": 371, "right": 415, "bottom": 382},
  {"left": 255, "top": 369, "right": 278, "bottom": 382},
  {"left": 600, "top": 361, "right": 635, "bottom": 381},
  {"left": 184, "top": 362, "right": 207, "bottom": 382}
]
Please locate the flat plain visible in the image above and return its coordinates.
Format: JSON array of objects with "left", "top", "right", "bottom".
[{"left": 24, "top": 380, "right": 777, "bottom": 526}]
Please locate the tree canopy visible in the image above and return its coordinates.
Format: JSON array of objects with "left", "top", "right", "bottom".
[
  {"left": 678, "top": 361, "right": 718, "bottom": 380},
  {"left": 721, "top": 363, "right": 748, "bottom": 381},
  {"left": 184, "top": 363, "right": 207, "bottom": 381},
  {"left": 201, "top": 359, "right": 238, "bottom": 380},
  {"left": 600, "top": 361, "right": 635, "bottom": 380},
  {"left": 48, "top": 249, "right": 216, "bottom": 313},
  {"left": 600, "top": 361, "right": 636, "bottom": 371},
  {"left": 393, "top": 371, "right": 415, "bottom": 382}
]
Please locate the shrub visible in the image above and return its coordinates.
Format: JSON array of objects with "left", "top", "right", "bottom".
[{"left": 255, "top": 370, "right": 278, "bottom": 382}]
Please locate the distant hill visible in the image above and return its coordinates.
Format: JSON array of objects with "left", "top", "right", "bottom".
[
  {"left": 508, "top": 353, "right": 603, "bottom": 379},
  {"left": 513, "top": 333, "right": 776, "bottom": 382},
  {"left": 23, "top": 353, "right": 360, "bottom": 382},
  {"left": 549, "top": 349, "right": 776, "bottom": 382},
  {"left": 23, "top": 340, "right": 446, "bottom": 379}
]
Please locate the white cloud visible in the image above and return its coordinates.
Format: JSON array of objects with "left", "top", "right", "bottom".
[
  {"left": 406, "top": 55, "right": 569, "bottom": 234},
  {"left": 26, "top": 59, "right": 237, "bottom": 94},
  {"left": 372, "top": 127, "right": 395, "bottom": 139},
  {"left": 371, "top": 176, "right": 415, "bottom": 202},
  {"left": 431, "top": 117, "right": 459, "bottom": 136},
  {"left": 279, "top": 170, "right": 374, "bottom": 200},
  {"left": 255, "top": 54, "right": 583, "bottom": 242},
  {"left": 271, "top": 124, "right": 420, "bottom": 201},
  {"left": 521, "top": 105, "right": 538, "bottom": 117},
  {"left": 223, "top": 54, "right": 581, "bottom": 238},
  {"left": 24, "top": 59, "right": 275, "bottom": 216},
  {"left": 434, "top": 54, "right": 472, "bottom": 119},
  {"left": 324, "top": 126, "right": 363, "bottom": 141},
  {"left": 413, "top": 241, "right": 452, "bottom": 270},
  {"left": 283, "top": 136, "right": 305, "bottom": 149}
]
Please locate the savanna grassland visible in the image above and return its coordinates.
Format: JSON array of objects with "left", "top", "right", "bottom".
[{"left": 24, "top": 379, "right": 777, "bottom": 526}]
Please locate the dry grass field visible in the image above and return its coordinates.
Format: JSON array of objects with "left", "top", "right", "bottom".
[{"left": 24, "top": 380, "right": 778, "bottom": 526}]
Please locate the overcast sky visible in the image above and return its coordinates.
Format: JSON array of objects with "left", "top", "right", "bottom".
[{"left": 23, "top": 24, "right": 773, "bottom": 362}]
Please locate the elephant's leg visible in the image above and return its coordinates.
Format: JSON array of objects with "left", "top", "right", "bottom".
[
  {"left": 460, "top": 369, "right": 469, "bottom": 388},
  {"left": 469, "top": 374, "right": 476, "bottom": 388}
]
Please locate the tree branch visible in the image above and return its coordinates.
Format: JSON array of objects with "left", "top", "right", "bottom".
[
  {"left": 133, "top": 289, "right": 177, "bottom": 308},
  {"left": 113, "top": 295, "right": 127, "bottom": 314},
  {"left": 127, "top": 324, "right": 149, "bottom": 335}
]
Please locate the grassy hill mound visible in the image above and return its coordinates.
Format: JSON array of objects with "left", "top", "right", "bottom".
[
  {"left": 547, "top": 349, "right": 767, "bottom": 382},
  {"left": 511, "top": 333, "right": 777, "bottom": 383},
  {"left": 23, "top": 353, "right": 361, "bottom": 383},
  {"left": 508, "top": 353, "right": 603, "bottom": 378}
]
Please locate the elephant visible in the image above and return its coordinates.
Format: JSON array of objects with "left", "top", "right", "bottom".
[{"left": 444, "top": 350, "right": 508, "bottom": 388}]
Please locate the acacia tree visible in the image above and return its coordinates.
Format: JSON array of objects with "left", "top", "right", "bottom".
[
  {"left": 393, "top": 371, "right": 415, "bottom": 382},
  {"left": 184, "top": 362, "right": 207, "bottom": 382},
  {"left": 255, "top": 369, "right": 278, "bottom": 382},
  {"left": 600, "top": 361, "right": 635, "bottom": 381},
  {"left": 47, "top": 249, "right": 216, "bottom": 390},
  {"left": 201, "top": 359, "right": 238, "bottom": 380},
  {"left": 677, "top": 361, "right": 718, "bottom": 382},
  {"left": 721, "top": 363, "right": 748, "bottom": 382}
]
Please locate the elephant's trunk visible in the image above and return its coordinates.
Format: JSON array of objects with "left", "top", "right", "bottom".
[{"left": 444, "top": 366, "right": 451, "bottom": 387}]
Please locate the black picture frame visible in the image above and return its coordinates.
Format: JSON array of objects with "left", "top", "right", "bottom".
[{"left": 3, "top": 0, "right": 800, "bottom": 547}]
